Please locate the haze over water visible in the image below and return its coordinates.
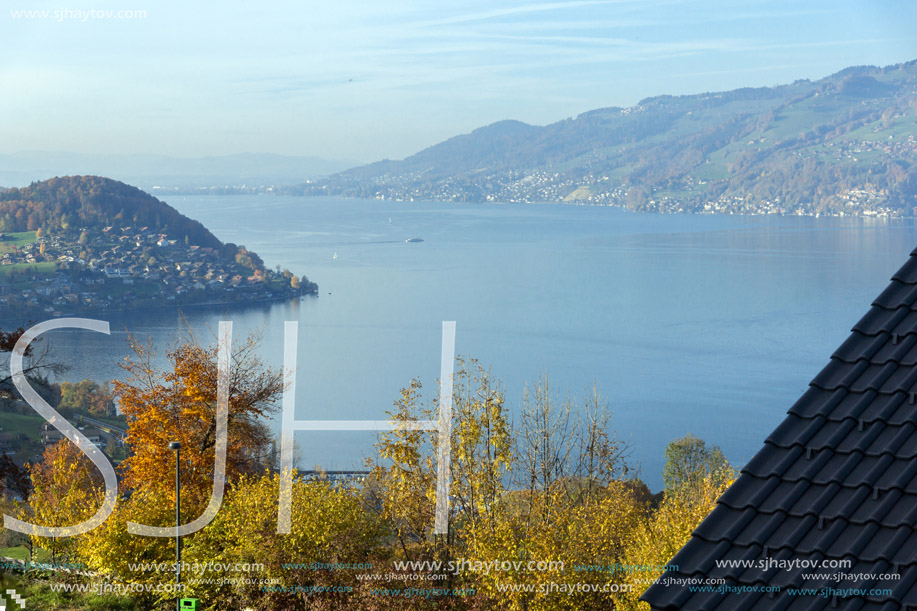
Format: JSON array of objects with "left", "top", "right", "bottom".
[{"left": 34, "top": 195, "right": 917, "bottom": 490}]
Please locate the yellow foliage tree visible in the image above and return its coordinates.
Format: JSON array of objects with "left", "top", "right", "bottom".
[
  {"left": 368, "top": 379, "right": 436, "bottom": 560},
  {"left": 613, "top": 468, "right": 736, "bottom": 611},
  {"left": 27, "top": 441, "right": 104, "bottom": 562},
  {"left": 75, "top": 488, "right": 176, "bottom": 597},
  {"left": 456, "top": 378, "right": 640, "bottom": 610},
  {"left": 368, "top": 357, "right": 513, "bottom": 562},
  {"left": 183, "top": 472, "right": 386, "bottom": 610},
  {"left": 467, "top": 481, "right": 649, "bottom": 611},
  {"left": 72, "top": 330, "right": 285, "bottom": 603}
]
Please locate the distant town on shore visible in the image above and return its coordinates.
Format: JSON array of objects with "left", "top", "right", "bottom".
[
  {"left": 278, "top": 60, "right": 917, "bottom": 218},
  {"left": 0, "top": 176, "right": 316, "bottom": 320}
]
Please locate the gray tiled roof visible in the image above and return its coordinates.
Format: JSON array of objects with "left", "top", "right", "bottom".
[{"left": 641, "top": 247, "right": 917, "bottom": 611}]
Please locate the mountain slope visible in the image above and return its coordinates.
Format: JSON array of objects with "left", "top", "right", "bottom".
[{"left": 289, "top": 60, "right": 917, "bottom": 215}]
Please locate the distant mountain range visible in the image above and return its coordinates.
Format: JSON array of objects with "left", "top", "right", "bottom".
[
  {"left": 285, "top": 60, "right": 917, "bottom": 216},
  {"left": 0, "top": 152, "right": 359, "bottom": 191}
]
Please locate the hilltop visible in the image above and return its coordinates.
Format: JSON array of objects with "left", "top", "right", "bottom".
[
  {"left": 0, "top": 175, "right": 221, "bottom": 245},
  {"left": 286, "top": 60, "right": 917, "bottom": 216},
  {"left": 0, "top": 176, "right": 316, "bottom": 319}
]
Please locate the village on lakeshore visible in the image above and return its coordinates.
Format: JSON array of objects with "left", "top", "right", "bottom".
[{"left": 0, "top": 225, "right": 316, "bottom": 319}]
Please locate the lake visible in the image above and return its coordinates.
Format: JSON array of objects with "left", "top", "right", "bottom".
[{"left": 26, "top": 195, "right": 917, "bottom": 490}]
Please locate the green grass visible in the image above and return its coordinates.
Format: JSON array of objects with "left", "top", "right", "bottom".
[
  {"left": 563, "top": 186, "right": 593, "bottom": 201},
  {"left": 845, "top": 115, "right": 917, "bottom": 142},
  {"left": 0, "top": 231, "right": 37, "bottom": 254},
  {"left": 0, "top": 546, "right": 51, "bottom": 562},
  {"left": 0, "top": 410, "right": 125, "bottom": 459},
  {"left": 604, "top": 163, "right": 637, "bottom": 180},
  {"left": 17, "top": 580, "right": 141, "bottom": 611},
  {"left": 0, "top": 412, "right": 47, "bottom": 441},
  {"left": 692, "top": 162, "right": 730, "bottom": 181},
  {"left": 0, "top": 261, "right": 57, "bottom": 278}
]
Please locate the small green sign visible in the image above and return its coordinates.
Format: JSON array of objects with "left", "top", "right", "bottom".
[{"left": 180, "top": 599, "right": 200, "bottom": 611}]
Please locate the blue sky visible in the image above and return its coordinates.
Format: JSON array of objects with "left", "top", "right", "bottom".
[{"left": 1, "top": 0, "right": 915, "bottom": 162}]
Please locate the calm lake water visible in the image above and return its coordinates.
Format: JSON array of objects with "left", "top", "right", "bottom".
[{"left": 22, "top": 196, "right": 917, "bottom": 490}]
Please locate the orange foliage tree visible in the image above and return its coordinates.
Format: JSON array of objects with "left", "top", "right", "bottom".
[{"left": 115, "top": 330, "right": 284, "bottom": 509}]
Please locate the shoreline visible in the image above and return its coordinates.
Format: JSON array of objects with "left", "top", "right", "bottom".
[
  {"left": 171, "top": 190, "right": 907, "bottom": 220},
  {"left": 0, "top": 290, "right": 319, "bottom": 327}
]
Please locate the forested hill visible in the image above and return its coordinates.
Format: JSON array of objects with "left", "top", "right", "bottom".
[
  {"left": 0, "top": 176, "right": 316, "bottom": 319},
  {"left": 0, "top": 176, "right": 221, "bottom": 248},
  {"left": 287, "top": 60, "right": 917, "bottom": 216}
]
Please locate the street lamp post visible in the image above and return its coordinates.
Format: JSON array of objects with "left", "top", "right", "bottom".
[{"left": 168, "top": 441, "right": 181, "bottom": 611}]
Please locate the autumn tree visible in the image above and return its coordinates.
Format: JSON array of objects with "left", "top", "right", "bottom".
[
  {"left": 662, "top": 433, "right": 729, "bottom": 495},
  {"left": 369, "top": 364, "right": 647, "bottom": 610},
  {"left": 367, "top": 379, "right": 435, "bottom": 560},
  {"left": 447, "top": 358, "right": 512, "bottom": 537},
  {"left": 465, "top": 377, "right": 639, "bottom": 611},
  {"left": 516, "top": 378, "right": 630, "bottom": 504},
  {"left": 614, "top": 466, "right": 736, "bottom": 611},
  {"left": 74, "top": 330, "right": 285, "bottom": 596},
  {"left": 115, "top": 329, "right": 284, "bottom": 506},
  {"left": 369, "top": 358, "right": 513, "bottom": 555},
  {"left": 183, "top": 473, "right": 387, "bottom": 610},
  {"left": 59, "top": 379, "right": 116, "bottom": 417},
  {"left": 75, "top": 486, "right": 176, "bottom": 605},
  {"left": 27, "top": 441, "right": 104, "bottom": 562}
]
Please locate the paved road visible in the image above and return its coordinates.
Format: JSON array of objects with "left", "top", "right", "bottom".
[{"left": 79, "top": 415, "right": 126, "bottom": 438}]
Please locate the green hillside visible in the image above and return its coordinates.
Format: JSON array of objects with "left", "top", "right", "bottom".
[{"left": 288, "top": 60, "right": 917, "bottom": 216}]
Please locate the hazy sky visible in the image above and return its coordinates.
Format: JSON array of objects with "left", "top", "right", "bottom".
[{"left": 1, "top": 0, "right": 915, "bottom": 162}]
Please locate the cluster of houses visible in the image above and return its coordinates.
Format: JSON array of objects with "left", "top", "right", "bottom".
[
  {"left": 0, "top": 419, "right": 115, "bottom": 470},
  {"left": 39, "top": 422, "right": 107, "bottom": 449},
  {"left": 0, "top": 225, "right": 314, "bottom": 317},
  {"left": 308, "top": 159, "right": 911, "bottom": 218}
]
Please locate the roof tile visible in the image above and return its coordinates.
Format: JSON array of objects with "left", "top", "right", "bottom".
[
  {"left": 851, "top": 306, "right": 911, "bottom": 336},
  {"left": 869, "top": 335, "right": 917, "bottom": 366},
  {"left": 891, "top": 255, "right": 917, "bottom": 284},
  {"left": 788, "top": 387, "right": 848, "bottom": 419},
  {"left": 872, "top": 279, "right": 917, "bottom": 309},
  {"left": 743, "top": 443, "right": 803, "bottom": 477},
  {"left": 643, "top": 247, "right": 917, "bottom": 610}
]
